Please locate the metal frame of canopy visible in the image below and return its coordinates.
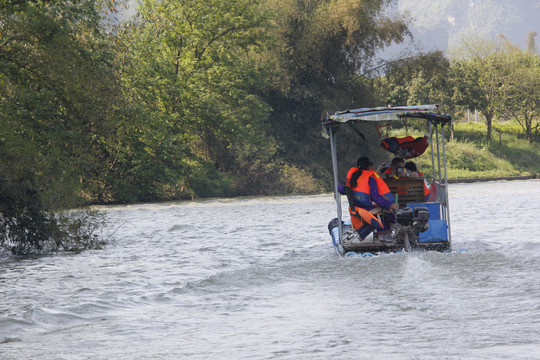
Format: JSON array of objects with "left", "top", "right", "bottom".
[{"left": 322, "top": 105, "right": 453, "bottom": 254}]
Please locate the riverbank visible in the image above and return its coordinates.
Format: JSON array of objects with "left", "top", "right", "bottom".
[{"left": 448, "top": 173, "right": 540, "bottom": 184}]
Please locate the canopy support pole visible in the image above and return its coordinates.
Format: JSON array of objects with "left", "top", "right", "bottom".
[
  {"left": 435, "top": 124, "right": 442, "bottom": 181},
  {"left": 429, "top": 120, "right": 436, "bottom": 181},
  {"left": 329, "top": 125, "right": 343, "bottom": 253},
  {"left": 441, "top": 125, "right": 452, "bottom": 243}
]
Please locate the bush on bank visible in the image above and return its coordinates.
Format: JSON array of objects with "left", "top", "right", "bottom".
[{"left": 0, "top": 176, "right": 105, "bottom": 256}]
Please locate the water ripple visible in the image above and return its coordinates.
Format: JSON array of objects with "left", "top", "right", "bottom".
[{"left": 0, "top": 181, "right": 539, "bottom": 359}]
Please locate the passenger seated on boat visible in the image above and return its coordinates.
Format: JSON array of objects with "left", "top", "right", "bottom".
[
  {"left": 382, "top": 157, "right": 419, "bottom": 180},
  {"left": 405, "top": 161, "right": 430, "bottom": 200},
  {"left": 338, "top": 156, "right": 399, "bottom": 239}
]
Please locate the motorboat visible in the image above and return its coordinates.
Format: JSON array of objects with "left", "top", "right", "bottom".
[{"left": 323, "top": 105, "right": 452, "bottom": 256}]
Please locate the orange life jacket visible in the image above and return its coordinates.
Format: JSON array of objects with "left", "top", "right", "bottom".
[
  {"left": 346, "top": 168, "right": 395, "bottom": 206},
  {"left": 418, "top": 171, "right": 430, "bottom": 198}
]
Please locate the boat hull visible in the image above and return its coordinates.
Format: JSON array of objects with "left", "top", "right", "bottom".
[{"left": 328, "top": 217, "right": 451, "bottom": 255}]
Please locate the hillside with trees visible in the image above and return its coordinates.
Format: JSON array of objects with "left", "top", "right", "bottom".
[{"left": 1, "top": 0, "right": 538, "bottom": 254}]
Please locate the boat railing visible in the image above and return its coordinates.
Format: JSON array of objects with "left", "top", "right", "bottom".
[{"left": 433, "top": 181, "right": 448, "bottom": 206}]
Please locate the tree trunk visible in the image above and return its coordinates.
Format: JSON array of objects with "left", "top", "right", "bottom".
[{"left": 485, "top": 114, "right": 493, "bottom": 144}]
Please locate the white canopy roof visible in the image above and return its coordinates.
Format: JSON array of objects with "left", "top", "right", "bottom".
[{"left": 328, "top": 105, "right": 439, "bottom": 123}]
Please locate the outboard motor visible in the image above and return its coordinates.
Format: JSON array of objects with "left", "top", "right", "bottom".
[
  {"left": 392, "top": 206, "right": 430, "bottom": 250},
  {"left": 396, "top": 208, "right": 414, "bottom": 226},
  {"left": 413, "top": 206, "right": 430, "bottom": 234}
]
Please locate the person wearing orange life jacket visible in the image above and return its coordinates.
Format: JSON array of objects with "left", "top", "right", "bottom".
[
  {"left": 338, "top": 156, "right": 399, "bottom": 239},
  {"left": 405, "top": 161, "right": 431, "bottom": 200},
  {"left": 382, "top": 157, "right": 417, "bottom": 180}
]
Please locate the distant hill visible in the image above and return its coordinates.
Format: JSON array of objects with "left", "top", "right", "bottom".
[{"left": 395, "top": 0, "right": 540, "bottom": 52}]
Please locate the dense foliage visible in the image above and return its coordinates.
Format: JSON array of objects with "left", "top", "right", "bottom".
[
  {"left": 0, "top": 0, "right": 117, "bottom": 253},
  {"left": 0, "top": 0, "right": 538, "bottom": 254}
]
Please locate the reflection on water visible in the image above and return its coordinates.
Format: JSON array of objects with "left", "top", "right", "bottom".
[{"left": 1, "top": 180, "right": 539, "bottom": 359}]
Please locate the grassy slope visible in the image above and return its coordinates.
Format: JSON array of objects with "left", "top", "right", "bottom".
[{"left": 387, "top": 120, "right": 540, "bottom": 181}]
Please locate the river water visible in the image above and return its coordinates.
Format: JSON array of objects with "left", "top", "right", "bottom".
[{"left": 1, "top": 180, "right": 539, "bottom": 359}]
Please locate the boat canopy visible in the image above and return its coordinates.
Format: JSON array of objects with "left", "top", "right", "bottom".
[{"left": 323, "top": 105, "right": 452, "bottom": 126}]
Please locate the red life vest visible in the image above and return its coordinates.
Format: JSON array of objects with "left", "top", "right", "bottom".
[{"left": 381, "top": 135, "right": 429, "bottom": 159}]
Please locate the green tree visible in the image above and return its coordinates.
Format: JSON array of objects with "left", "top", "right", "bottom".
[
  {"left": 503, "top": 50, "right": 540, "bottom": 144},
  {"left": 0, "top": 0, "right": 118, "bottom": 253},
  {"left": 260, "top": 0, "right": 410, "bottom": 178},
  {"left": 116, "top": 0, "right": 278, "bottom": 198},
  {"left": 449, "top": 37, "right": 514, "bottom": 143},
  {"left": 377, "top": 51, "right": 452, "bottom": 108}
]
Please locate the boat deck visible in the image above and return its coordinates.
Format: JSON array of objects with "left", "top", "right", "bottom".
[{"left": 339, "top": 223, "right": 450, "bottom": 254}]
